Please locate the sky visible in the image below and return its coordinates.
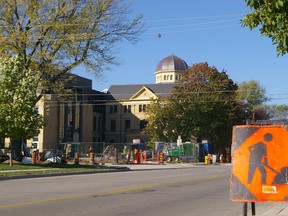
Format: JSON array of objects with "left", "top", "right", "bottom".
[{"left": 73, "top": 0, "right": 288, "bottom": 105}]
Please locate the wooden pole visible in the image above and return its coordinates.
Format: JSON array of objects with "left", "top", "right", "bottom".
[
  {"left": 243, "top": 202, "right": 247, "bottom": 216},
  {"left": 251, "top": 202, "right": 256, "bottom": 216}
]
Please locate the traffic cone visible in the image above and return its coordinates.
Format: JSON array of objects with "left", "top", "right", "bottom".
[
  {"left": 159, "top": 152, "right": 164, "bottom": 164},
  {"left": 157, "top": 151, "right": 160, "bottom": 163},
  {"left": 143, "top": 150, "right": 147, "bottom": 163},
  {"left": 75, "top": 152, "right": 79, "bottom": 165},
  {"left": 32, "top": 151, "right": 36, "bottom": 164},
  {"left": 89, "top": 152, "right": 94, "bottom": 165}
]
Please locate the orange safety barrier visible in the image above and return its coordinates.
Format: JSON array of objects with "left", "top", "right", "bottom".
[
  {"left": 136, "top": 152, "right": 141, "bottom": 164},
  {"left": 32, "top": 151, "right": 36, "bottom": 164},
  {"left": 139, "top": 150, "right": 143, "bottom": 163},
  {"left": 37, "top": 152, "right": 41, "bottom": 162},
  {"left": 134, "top": 149, "right": 138, "bottom": 155},
  {"left": 159, "top": 152, "right": 164, "bottom": 164},
  {"left": 157, "top": 151, "right": 160, "bottom": 163},
  {"left": 89, "top": 152, "right": 94, "bottom": 165},
  {"left": 74, "top": 152, "right": 79, "bottom": 165},
  {"left": 143, "top": 150, "right": 147, "bottom": 163}
]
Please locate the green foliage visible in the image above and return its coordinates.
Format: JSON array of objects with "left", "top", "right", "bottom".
[
  {"left": 0, "top": 55, "right": 45, "bottom": 141},
  {"left": 242, "top": 0, "right": 288, "bottom": 55},
  {"left": 236, "top": 80, "right": 269, "bottom": 111},
  {"left": 145, "top": 63, "right": 239, "bottom": 153},
  {"left": 146, "top": 98, "right": 179, "bottom": 143},
  {"left": 263, "top": 104, "right": 288, "bottom": 120},
  {"left": 0, "top": 0, "right": 144, "bottom": 98}
]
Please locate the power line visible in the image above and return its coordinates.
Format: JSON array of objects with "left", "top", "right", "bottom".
[
  {"left": 146, "top": 13, "right": 245, "bottom": 23},
  {"left": 145, "top": 13, "right": 244, "bottom": 35},
  {"left": 0, "top": 14, "right": 245, "bottom": 40},
  {"left": 36, "top": 95, "right": 288, "bottom": 108},
  {"left": 0, "top": 13, "right": 245, "bottom": 28},
  {"left": 149, "top": 19, "right": 238, "bottom": 30},
  {"left": 145, "top": 24, "right": 239, "bottom": 35}
]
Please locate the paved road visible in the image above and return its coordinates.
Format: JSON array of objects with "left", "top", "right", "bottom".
[
  {"left": 114, "top": 163, "right": 288, "bottom": 216},
  {"left": 0, "top": 163, "right": 287, "bottom": 216}
]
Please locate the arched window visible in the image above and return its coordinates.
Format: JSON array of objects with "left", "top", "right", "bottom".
[
  {"left": 164, "top": 75, "right": 166, "bottom": 80},
  {"left": 170, "top": 75, "right": 173, "bottom": 80}
]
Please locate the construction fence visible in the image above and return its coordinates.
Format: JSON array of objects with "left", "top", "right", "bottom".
[{"left": 55, "top": 142, "right": 126, "bottom": 161}]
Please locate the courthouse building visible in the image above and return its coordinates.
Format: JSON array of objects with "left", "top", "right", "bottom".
[
  {"left": 104, "top": 55, "right": 188, "bottom": 144},
  {"left": 1, "top": 55, "right": 188, "bottom": 153},
  {"left": 29, "top": 75, "right": 106, "bottom": 153}
]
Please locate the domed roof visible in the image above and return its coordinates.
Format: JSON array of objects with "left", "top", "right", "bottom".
[{"left": 156, "top": 55, "right": 188, "bottom": 72}]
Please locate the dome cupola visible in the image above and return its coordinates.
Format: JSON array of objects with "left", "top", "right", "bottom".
[{"left": 154, "top": 55, "right": 188, "bottom": 84}]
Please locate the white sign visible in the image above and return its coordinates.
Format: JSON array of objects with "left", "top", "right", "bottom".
[
  {"left": 133, "top": 139, "right": 141, "bottom": 144},
  {"left": 177, "top": 135, "right": 182, "bottom": 146}
]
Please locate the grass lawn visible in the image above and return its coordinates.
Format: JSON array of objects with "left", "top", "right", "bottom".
[{"left": 0, "top": 162, "right": 120, "bottom": 177}]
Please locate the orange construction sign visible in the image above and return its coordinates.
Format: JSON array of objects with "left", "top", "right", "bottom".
[{"left": 230, "top": 125, "right": 288, "bottom": 202}]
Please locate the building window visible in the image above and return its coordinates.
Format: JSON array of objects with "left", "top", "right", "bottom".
[
  {"left": 124, "top": 105, "right": 131, "bottom": 113},
  {"left": 139, "top": 104, "right": 147, "bottom": 112},
  {"left": 128, "top": 105, "right": 131, "bottom": 113},
  {"left": 125, "top": 120, "right": 131, "bottom": 131},
  {"left": 170, "top": 75, "right": 173, "bottom": 80},
  {"left": 164, "top": 75, "right": 166, "bottom": 80},
  {"left": 110, "top": 105, "right": 117, "bottom": 113},
  {"left": 93, "top": 104, "right": 102, "bottom": 112},
  {"left": 111, "top": 120, "right": 116, "bottom": 132},
  {"left": 143, "top": 104, "right": 147, "bottom": 112}
]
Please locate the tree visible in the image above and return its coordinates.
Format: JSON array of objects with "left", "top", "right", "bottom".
[
  {"left": 0, "top": 0, "right": 144, "bottom": 98},
  {"left": 236, "top": 80, "right": 269, "bottom": 122},
  {"left": 263, "top": 104, "right": 288, "bottom": 123},
  {"left": 241, "top": 0, "right": 288, "bottom": 55},
  {"left": 145, "top": 97, "right": 178, "bottom": 143},
  {"left": 0, "top": 55, "right": 45, "bottom": 159},
  {"left": 146, "top": 62, "right": 239, "bottom": 154}
]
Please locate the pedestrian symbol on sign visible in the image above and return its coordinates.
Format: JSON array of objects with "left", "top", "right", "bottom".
[{"left": 230, "top": 125, "right": 288, "bottom": 202}]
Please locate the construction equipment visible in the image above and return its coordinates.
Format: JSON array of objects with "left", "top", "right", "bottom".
[{"left": 162, "top": 142, "right": 197, "bottom": 162}]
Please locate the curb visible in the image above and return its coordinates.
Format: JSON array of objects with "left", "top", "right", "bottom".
[{"left": 0, "top": 166, "right": 131, "bottom": 181}]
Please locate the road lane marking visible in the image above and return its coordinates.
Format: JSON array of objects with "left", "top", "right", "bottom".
[
  {"left": 0, "top": 184, "right": 157, "bottom": 209},
  {"left": 0, "top": 173, "right": 227, "bottom": 209}
]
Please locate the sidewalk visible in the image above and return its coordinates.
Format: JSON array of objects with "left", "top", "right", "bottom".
[{"left": 244, "top": 202, "right": 288, "bottom": 216}]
